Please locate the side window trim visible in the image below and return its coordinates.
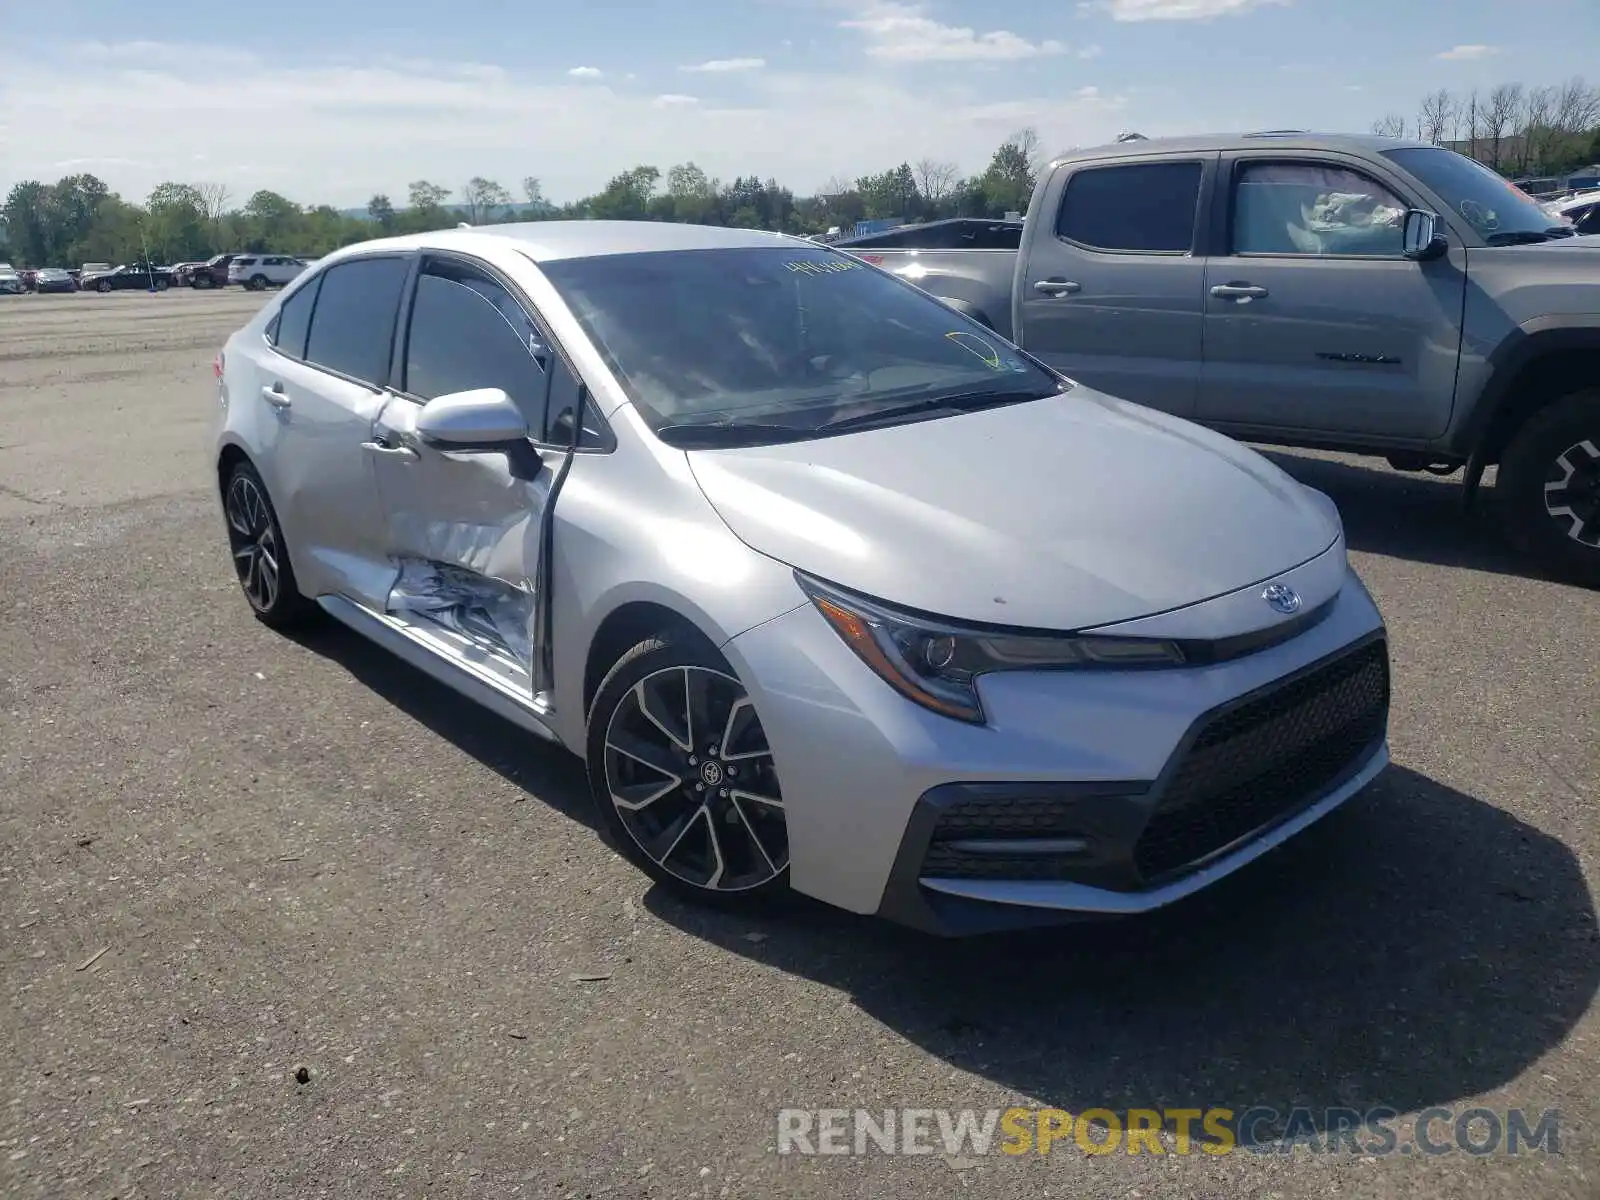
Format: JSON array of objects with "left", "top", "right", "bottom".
[
  {"left": 262, "top": 272, "right": 323, "bottom": 361},
  {"left": 392, "top": 250, "right": 615, "bottom": 452},
  {"left": 1052, "top": 154, "right": 1215, "bottom": 257},
  {"left": 1219, "top": 153, "right": 1416, "bottom": 261}
]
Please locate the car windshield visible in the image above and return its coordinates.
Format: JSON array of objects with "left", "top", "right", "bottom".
[
  {"left": 1384, "top": 146, "right": 1572, "bottom": 243},
  {"left": 538, "top": 247, "right": 1063, "bottom": 445}
]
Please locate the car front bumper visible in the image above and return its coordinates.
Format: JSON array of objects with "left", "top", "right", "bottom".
[{"left": 724, "top": 563, "right": 1389, "bottom": 934}]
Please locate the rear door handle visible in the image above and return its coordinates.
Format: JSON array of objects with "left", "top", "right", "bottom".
[
  {"left": 1032, "top": 278, "right": 1081, "bottom": 296},
  {"left": 361, "top": 439, "right": 419, "bottom": 460},
  {"left": 260, "top": 384, "right": 292, "bottom": 409},
  {"left": 1210, "top": 283, "right": 1269, "bottom": 300}
]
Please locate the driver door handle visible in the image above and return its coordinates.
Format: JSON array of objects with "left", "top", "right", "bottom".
[
  {"left": 361, "top": 439, "right": 419, "bottom": 460},
  {"left": 1032, "top": 278, "right": 1081, "bottom": 296},
  {"left": 1210, "top": 283, "right": 1269, "bottom": 300},
  {"left": 261, "top": 384, "right": 292, "bottom": 409}
]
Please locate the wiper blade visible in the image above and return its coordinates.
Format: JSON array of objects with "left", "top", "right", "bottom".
[
  {"left": 1485, "top": 229, "right": 1559, "bottom": 245},
  {"left": 815, "top": 387, "right": 1059, "bottom": 435},
  {"left": 655, "top": 420, "right": 815, "bottom": 448}
]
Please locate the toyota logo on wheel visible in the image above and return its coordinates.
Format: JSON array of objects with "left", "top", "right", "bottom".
[{"left": 1261, "top": 582, "right": 1302, "bottom": 615}]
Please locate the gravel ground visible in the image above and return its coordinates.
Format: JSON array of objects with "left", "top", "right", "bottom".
[{"left": 1, "top": 290, "right": 1596, "bottom": 1199}]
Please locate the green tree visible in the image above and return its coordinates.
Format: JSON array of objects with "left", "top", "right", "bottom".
[
  {"left": 145, "top": 182, "right": 210, "bottom": 261},
  {"left": 588, "top": 166, "right": 661, "bottom": 220},
  {"left": 857, "top": 163, "right": 918, "bottom": 220},
  {"left": 462, "top": 177, "right": 513, "bottom": 223},
  {"left": 979, "top": 132, "right": 1038, "bottom": 217},
  {"left": 367, "top": 193, "right": 396, "bottom": 232}
]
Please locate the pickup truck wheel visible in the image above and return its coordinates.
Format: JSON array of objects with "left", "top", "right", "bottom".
[{"left": 1498, "top": 387, "right": 1600, "bottom": 587}]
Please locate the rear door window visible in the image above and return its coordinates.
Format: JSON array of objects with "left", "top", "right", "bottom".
[
  {"left": 303, "top": 256, "right": 410, "bottom": 385},
  {"left": 1055, "top": 160, "right": 1205, "bottom": 253}
]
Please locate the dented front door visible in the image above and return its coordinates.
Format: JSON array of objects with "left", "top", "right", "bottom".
[{"left": 365, "top": 252, "right": 564, "bottom": 693}]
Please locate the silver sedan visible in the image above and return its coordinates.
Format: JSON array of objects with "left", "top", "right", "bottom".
[{"left": 212, "top": 221, "right": 1390, "bottom": 934}]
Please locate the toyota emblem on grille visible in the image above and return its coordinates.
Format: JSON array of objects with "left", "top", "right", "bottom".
[{"left": 1261, "top": 582, "right": 1302, "bottom": 615}]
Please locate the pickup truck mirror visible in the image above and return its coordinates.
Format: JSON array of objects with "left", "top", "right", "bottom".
[{"left": 1402, "top": 209, "right": 1449, "bottom": 261}]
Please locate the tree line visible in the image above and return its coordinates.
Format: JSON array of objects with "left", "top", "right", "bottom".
[
  {"left": 3, "top": 74, "right": 1596, "bottom": 270},
  {"left": 1370, "top": 76, "right": 1600, "bottom": 177},
  {"left": 0, "top": 130, "right": 1041, "bottom": 270}
]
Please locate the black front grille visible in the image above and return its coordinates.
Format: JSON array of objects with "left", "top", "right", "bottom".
[
  {"left": 923, "top": 794, "right": 1089, "bottom": 880},
  {"left": 1134, "top": 638, "right": 1389, "bottom": 881}
]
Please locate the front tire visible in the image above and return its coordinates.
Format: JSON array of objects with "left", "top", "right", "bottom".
[
  {"left": 586, "top": 637, "right": 791, "bottom": 907},
  {"left": 1497, "top": 388, "right": 1600, "bottom": 587},
  {"left": 222, "top": 461, "right": 317, "bottom": 627},
  {"left": 96, "top": 280, "right": 111, "bottom": 293}
]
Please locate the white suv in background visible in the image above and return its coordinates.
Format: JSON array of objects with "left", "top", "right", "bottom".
[{"left": 228, "top": 255, "right": 308, "bottom": 290}]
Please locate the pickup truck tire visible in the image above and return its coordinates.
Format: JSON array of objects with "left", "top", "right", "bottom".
[{"left": 1497, "top": 387, "right": 1600, "bottom": 587}]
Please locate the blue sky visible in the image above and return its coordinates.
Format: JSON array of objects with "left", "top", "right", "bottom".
[{"left": 2, "top": 0, "right": 1596, "bottom": 207}]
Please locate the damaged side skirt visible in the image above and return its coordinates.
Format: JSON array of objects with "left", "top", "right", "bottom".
[{"left": 388, "top": 559, "right": 535, "bottom": 671}]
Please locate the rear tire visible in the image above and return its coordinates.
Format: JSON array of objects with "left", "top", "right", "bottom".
[
  {"left": 248, "top": 274, "right": 268, "bottom": 291},
  {"left": 222, "top": 460, "right": 318, "bottom": 628},
  {"left": 586, "top": 636, "right": 791, "bottom": 909},
  {"left": 1497, "top": 387, "right": 1600, "bottom": 588},
  {"left": 96, "top": 280, "right": 111, "bottom": 293}
]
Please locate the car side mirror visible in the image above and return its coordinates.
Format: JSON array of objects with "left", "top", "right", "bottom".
[
  {"left": 414, "top": 387, "right": 529, "bottom": 449},
  {"left": 1402, "top": 209, "right": 1449, "bottom": 261}
]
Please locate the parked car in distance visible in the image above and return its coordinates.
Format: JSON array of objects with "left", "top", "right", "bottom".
[
  {"left": 228, "top": 254, "right": 307, "bottom": 290},
  {"left": 80, "top": 263, "right": 173, "bottom": 292},
  {"left": 174, "top": 253, "right": 241, "bottom": 289},
  {"left": 0, "top": 264, "right": 24, "bottom": 294},
  {"left": 80, "top": 262, "right": 113, "bottom": 277},
  {"left": 32, "top": 267, "right": 78, "bottom": 293},
  {"left": 847, "top": 132, "right": 1600, "bottom": 586},
  {"left": 1551, "top": 190, "right": 1600, "bottom": 235},
  {"left": 212, "top": 221, "right": 1392, "bottom": 935}
]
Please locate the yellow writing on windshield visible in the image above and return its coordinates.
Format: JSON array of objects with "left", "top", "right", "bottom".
[{"left": 945, "top": 331, "right": 1004, "bottom": 370}]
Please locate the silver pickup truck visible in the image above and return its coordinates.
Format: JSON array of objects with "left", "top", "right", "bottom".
[{"left": 844, "top": 132, "right": 1600, "bottom": 586}]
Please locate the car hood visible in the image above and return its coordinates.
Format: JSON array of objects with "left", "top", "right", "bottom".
[{"left": 685, "top": 390, "right": 1340, "bottom": 630}]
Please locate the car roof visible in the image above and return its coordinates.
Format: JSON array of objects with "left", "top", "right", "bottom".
[
  {"left": 318, "top": 220, "right": 809, "bottom": 266},
  {"left": 1050, "top": 131, "right": 1434, "bottom": 164}
]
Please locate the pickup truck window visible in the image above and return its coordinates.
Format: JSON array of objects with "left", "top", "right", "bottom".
[
  {"left": 1231, "top": 162, "right": 1405, "bottom": 256},
  {"left": 1383, "top": 146, "right": 1571, "bottom": 244},
  {"left": 1055, "top": 161, "right": 1203, "bottom": 254}
]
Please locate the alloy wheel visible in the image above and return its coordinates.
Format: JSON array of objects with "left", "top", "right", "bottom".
[
  {"left": 225, "top": 474, "right": 281, "bottom": 612},
  {"left": 1544, "top": 439, "right": 1600, "bottom": 548},
  {"left": 603, "top": 665, "right": 788, "bottom": 892}
]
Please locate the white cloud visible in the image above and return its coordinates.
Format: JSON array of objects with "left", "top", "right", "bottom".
[
  {"left": 841, "top": 2, "right": 1067, "bottom": 62},
  {"left": 0, "top": 42, "right": 1133, "bottom": 204},
  {"left": 567, "top": 66, "right": 603, "bottom": 78},
  {"left": 1081, "top": 0, "right": 1289, "bottom": 20},
  {"left": 683, "top": 57, "right": 767, "bottom": 73},
  {"left": 1077, "top": 44, "right": 1104, "bottom": 59},
  {"left": 1436, "top": 44, "right": 1499, "bottom": 61},
  {"left": 651, "top": 93, "right": 700, "bottom": 107}
]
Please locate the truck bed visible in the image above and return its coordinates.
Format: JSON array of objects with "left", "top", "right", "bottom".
[{"left": 842, "top": 245, "right": 1021, "bottom": 338}]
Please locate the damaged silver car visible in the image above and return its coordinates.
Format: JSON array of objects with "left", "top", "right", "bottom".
[{"left": 213, "top": 222, "right": 1390, "bottom": 935}]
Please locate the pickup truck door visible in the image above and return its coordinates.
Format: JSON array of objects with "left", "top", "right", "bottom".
[
  {"left": 1196, "top": 150, "right": 1467, "bottom": 440},
  {"left": 366, "top": 251, "right": 578, "bottom": 703},
  {"left": 1013, "top": 154, "right": 1216, "bottom": 418}
]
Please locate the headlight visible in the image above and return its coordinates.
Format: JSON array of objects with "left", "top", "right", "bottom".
[{"left": 797, "top": 573, "right": 1185, "bottom": 724}]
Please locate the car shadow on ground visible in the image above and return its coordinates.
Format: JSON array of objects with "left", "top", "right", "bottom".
[
  {"left": 1260, "top": 449, "right": 1537, "bottom": 579},
  {"left": 645, "top": 765, "right": 1598, "bottom": 1140},
  {"left": 283, "top": 620, "right": 596, "bottom": 829}
]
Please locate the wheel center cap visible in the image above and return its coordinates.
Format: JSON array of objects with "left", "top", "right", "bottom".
[{"left": 699, "top": 760, "right": 724, "bottom": 787}]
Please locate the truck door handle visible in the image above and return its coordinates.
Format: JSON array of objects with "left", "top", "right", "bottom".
[
  {"left": 1032, "top": 278, "right": 1081, "bottom": 296},
  {"left": 1210, "top": 283, "right": 1269, "bottom": 300},
  {"left": 260, "top": 384, "right": 292, "bottom": 409},
  {"left": 361, "top": 439, "right": 419, "bottom": 460}
]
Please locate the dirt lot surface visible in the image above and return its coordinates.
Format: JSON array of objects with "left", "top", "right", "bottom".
[{"left": 2, "top": 289, "right": 1596, "bottom": 1198}]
